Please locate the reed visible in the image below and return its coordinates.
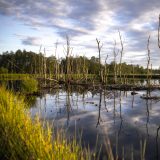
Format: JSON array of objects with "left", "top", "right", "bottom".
[{"left": 0, "top": 87, "right": 91, "bottom": 160}]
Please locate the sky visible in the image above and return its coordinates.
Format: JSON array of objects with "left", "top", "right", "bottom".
[{"left": 0, "top": 0, "right": 160, "bottom": 68}]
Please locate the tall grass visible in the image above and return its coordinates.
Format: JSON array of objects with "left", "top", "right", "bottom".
[
  {"left": 21, "top": 77, "right": 38, "bottom": 93},
  {"left": 0, "top": 74, "right": 30, "bottom": 80},
  {"left": 0, "top": 87, "right": 91, "bottom": 160}
]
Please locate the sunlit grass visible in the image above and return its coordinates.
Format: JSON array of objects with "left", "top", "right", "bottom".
[{"left": 0, "top": 87, "right": 91, "bottom": 160}]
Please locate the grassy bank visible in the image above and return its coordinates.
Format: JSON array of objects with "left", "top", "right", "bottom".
[
  {"left": 0, "top": 74, "right": 31, "bottom": 80},
  {"left": 1, "top": 73, "right": 159, "bottom": 82},
  {"left": 0, "top": 87, "right": 91, "bottom": 160}
]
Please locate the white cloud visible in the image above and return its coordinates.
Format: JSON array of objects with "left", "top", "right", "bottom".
[{"left": 0, "top": 0, "right": 160, "bottom": 67}]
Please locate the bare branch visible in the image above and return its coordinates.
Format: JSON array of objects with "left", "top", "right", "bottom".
[
  {"left": 118, "top": 30, "right": 124, "bottom": 83},
  {"left": 118, "top": 30, "right": 124, "bottom": 63},
  {"left": 96, "top": 38, "right": 103, "bottom": 82},
  {"left": 147, "top": 35, "right": 151, "bottom": 73},
  {"left": 105, "top": 55, "right": 108, "bottom": 64},
  {"left": 54, "top": 40, "right": 58, "bottom": 57},
  {"left": 158, "top": 14, "right": 160, "bottom": 48},
  {"left": 39, "top": 45, "right": 42, "bottom": 53}
]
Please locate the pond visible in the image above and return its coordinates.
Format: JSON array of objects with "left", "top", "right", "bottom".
[{"left": 30, "top": 86, "right": 160, "bottom": 160}]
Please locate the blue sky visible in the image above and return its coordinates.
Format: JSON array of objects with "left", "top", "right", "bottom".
[{"left": 0, "top": 0, "right": 160, "bottom": 68}]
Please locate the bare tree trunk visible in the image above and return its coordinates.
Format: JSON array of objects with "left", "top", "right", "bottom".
[
  {"left": 39, "top": 45, "right": 42, "bottom": 76},
  {"left": 147, "top": 35, "right": 151, "bottom": 79},
  {"left": 96, "top": 38, "right": 103, "bottom": 83},
  {"left": 44, "top": 48, "right": 47, "bottom": 86},
  {"left": 132, "top": 64, "right": 135, "bottom": 85},
  {"left": 104, "top": 55, "right": 108, "bottom": 84},
  {"left": 158, "top": 14, "right": 160, "bottom": 49},
  {"left": 54, "top": 41, "right": 58, "bottom": 80},
  {"left": 147, "top": 35, "right": 151, "bottom": 96},
  {"left": 64, "top": 35, "right": 72, "bottom": 84},
  {"left": 118, "top": 30, "right": 124, "bottom": 84},
  {"left": 113, "top": 40, "right": 118, "bottom": 84}
]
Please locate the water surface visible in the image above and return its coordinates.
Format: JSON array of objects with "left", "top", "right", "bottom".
[{"left": 30, "top": 87, "right": 160, "bottom": 160}]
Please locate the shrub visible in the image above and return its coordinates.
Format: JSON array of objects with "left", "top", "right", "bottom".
[
  {"left": 21, "top": 78, "right": 38, "bottom": 93},
  {"left": 0, "top": 67, "right": 8, "bottom": 74}
]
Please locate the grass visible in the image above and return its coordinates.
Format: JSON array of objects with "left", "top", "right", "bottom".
[
  {"left": 0, "top": 74, "right": 31, "bottom": 80},
  {"left": 0, "top": 87, "right": 92, "bottom": 160},
  {"left": 1, "top": 73, "right": 159, "bottom": 81},
  {"left": 21, "top": 78, "right": 38, "bottom": 93}
]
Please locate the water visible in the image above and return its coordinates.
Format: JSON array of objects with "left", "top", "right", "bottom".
[{"left": 30, "top": 87, "right": 160, "bottom": 159}]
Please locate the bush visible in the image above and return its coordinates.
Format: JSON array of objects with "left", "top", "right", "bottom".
[
  {"left": 21, "top": 78, "right": 38, "bottom": 93},
  {"left": 0, "top": 67, "right": 8, "bottom": 74}
]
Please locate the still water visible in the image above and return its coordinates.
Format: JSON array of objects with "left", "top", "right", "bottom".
[{"left": 30, "top": 86, "right": 160, "bottom": 160}]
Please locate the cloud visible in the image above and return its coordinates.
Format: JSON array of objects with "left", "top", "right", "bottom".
[
  {"left": 0, "top": 0, "right": 160, "bottom": 67},
  {"left": 21, "top": 36, "right": 41, "bottom": 46}
]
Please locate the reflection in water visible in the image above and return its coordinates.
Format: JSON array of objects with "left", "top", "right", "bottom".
[
  {"left": 96, "top": 89, "right": 102, "bottom": 127},
  {"left": 131, "top": 94, "right": 135, "bottom": 108},
  {"left": 66, "top": 85, "right": 71, "bottom": 126},
  {"left": 30, "top": 86, "right": 160, "bottom": 159},
  {"left": 156, "top": 126, "right": 160, "bottom": 160},
  {"left": 118, "top": 91, "right": 123, "bottom": 137},
  {"left": 146, "top": 99, "right": 150, "bottom": 137},
  {"left": 113, "top": 91, "right": 116, "bottom": 124},
  {"left": 103, "top": 89, "right": 108, "bottom": 112}
]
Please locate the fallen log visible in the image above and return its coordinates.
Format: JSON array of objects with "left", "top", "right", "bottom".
[{"left": 140, "top": 95, "right": 160, "bottom": 100}]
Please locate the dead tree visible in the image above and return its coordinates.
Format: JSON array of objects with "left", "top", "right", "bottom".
[
  {"left": 63, "top": 35, "right": 73, "bottom": 84},
  {"left": 118, "top": 30, "right": 124, "bottom": 84},
  {"left": 147, "top": 35, "right": 151, "bottom": 78},
  {"left": 104, "top": 55, "right": 108, "bottom": 84},
  {"left": 96, "top": 38, "right": 103, "bottom": 83},
  {"left": 113, "top": 40, "right": 119, "bottom": 84},
  {"left": 44, "top": 48, "right": 47, "bottom": 86},
  {"left": 54, "top": 40, "right": 59, "bottom": 80},
  {"left": 147, "top": 35, "right": 151, "bottom": 96},
  {"left": 158, "top": 14, "right": 160, "bottom": 49},
  {"left": 39, "top": 45, "right": 42, "bottom": 76}
]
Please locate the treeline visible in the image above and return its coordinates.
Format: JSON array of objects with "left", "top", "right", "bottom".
[{"left": 0, "top": 49, "right": 159, "bottom": 75}]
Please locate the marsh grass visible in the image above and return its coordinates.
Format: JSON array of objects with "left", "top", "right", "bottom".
[
  {"left": 0, "top": 74, "right": 30, "bottom": 80},
  {"left": 21, "top": 77, "right": 38, "bottom": 93},
  {"left": 0, "top": 87, "right": 91, "bottom": 160}
]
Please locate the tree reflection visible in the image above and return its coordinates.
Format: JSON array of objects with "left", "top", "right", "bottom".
[
  {"left": 145, "top": 97, "right": 151, "bottom": 137},
  {"left": 131, "top": 94, "right": 135, "bottom": 108},
  {"left": 96, "top": 90, "right": 102, "bottom": 127},
  {"left": 66, "top": 85, "right": 71, "bottom": 126},
  {"left": 156, "top": 126, "right": 160, "bottom": 160},
  {"left": 113, "top": 90, "right": 116, "bottom": 124},
  {"left": 118, "top": 91, "right": 124, "bottom": 137}
]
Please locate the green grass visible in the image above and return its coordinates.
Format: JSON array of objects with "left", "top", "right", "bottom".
[
  {"left": 0, "top": 73, "right": 98, "bottom": 82},
  {"left": 0, "top": 87, "right": 92, "bottom": 160},
  {"left": 0, "top": 74, "right": 31, "bottom": 80},
  {"left": 1, "top": 73, "right": 158, "bottom": 82},
  {"left": 21, "top": 78, "right": 38, "bottom": 93}
]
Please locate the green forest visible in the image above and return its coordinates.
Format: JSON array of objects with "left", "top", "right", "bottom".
[{"left": 0, "top": 49, "right": 159, "bottom": 75}]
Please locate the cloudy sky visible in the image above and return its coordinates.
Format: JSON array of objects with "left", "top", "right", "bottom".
[{"left": 0, "top": 0, "right": 160, "bottom": 68}]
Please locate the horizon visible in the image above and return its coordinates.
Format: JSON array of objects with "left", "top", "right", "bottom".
[{"left": 0, "top": 0, "right": 160, "bottom": 68}]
